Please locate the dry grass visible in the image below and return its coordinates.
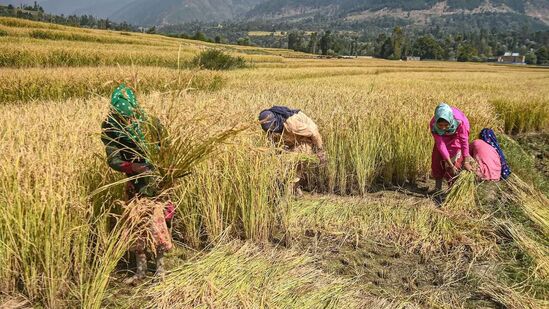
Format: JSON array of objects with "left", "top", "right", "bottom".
[
  {"left": 492, "top": 98, "right": 549, "bottom": 134},
  {"left": 136, "top": 242, "right": 359, "bottom": 308},
  {"left": 497, "top": 219, "right": 549, "bottom": 279},
  {"left": 0, "top": 17, "right": 292, "bottom": 68},
  {"left": 480, "top": 282, "right": 549, "bottom": 309},
  {"left": 504, "top": 175, "right": 549, "bottom": 237},
  {"left": 0, "top": 66, "right": 225, "bottom": 104},
  {"left": 291, "top": 194, "right": 494, "bottom": 258}
]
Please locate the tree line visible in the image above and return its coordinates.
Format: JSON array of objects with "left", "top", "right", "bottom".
[
  {"left": 161, "top": 25, "right": 549, "bottom": 65},
  {"left": 0, "top": 2, "right": 140, "bottom": 32}
]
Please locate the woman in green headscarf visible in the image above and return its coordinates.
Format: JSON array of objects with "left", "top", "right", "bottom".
[
  {"left": 430, "top": 103, "right": 474, "bottom": 197},
  {"left": 101, "top": 84, "right": 175, "bottom": 283},
  {"left": 101, "top": 83, "right": 154, "bottom": 199}
]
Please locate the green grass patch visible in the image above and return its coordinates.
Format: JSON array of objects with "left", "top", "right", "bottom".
[{"left": 190, "top": 49, "right": 247, "bottom": 70}]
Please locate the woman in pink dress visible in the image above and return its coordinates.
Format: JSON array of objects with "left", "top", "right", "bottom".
[{"left": 430, "top": 103, "right": 474, "bottom": 195}]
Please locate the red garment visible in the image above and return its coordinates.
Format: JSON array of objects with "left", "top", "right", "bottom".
[
  {"left": 470, "top": 139, "right": 501, "bottom": 181},
  {"left": 164, "top": 201, "right": 175, "bottom": 221},
  {"left": 151, "top": 204, "right": 173, "bottom": 252}
]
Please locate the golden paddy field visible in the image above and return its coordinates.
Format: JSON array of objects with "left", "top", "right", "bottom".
[{"left": 0, "top": 17, "right": 548, "bottom": 308}]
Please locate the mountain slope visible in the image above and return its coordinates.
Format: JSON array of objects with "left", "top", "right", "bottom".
[
  {"left": 0, "top": 0, "right": 135, "bottom": 18},
  {"left": 41, "top": 0, "right": 134, "bottom": 18},
  {"left": 2, "top": 0, "right": 547, "bottom": 29},
  {"left": 245, "top": 0, "right": 549, "bottom": 28},
  {"left": 109, "top": 0, "right": 267, "bottom": 26},
  {"left": 0, "top": 0, "right": 267, "bottom": 25}
]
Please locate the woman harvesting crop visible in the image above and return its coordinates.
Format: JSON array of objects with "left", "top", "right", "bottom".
[
  {"left": 258, "top": 106, "right": 326, "bottom": 195},
  {"left": 430, "top": 103, "right": 475, "bottom": 200},
  {"left": 101, "top": 84, "right": 173, "bottom": 283}
]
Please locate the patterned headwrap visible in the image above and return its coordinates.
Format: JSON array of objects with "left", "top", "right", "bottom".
[
  {"left": 111, "top": 84, "right": 139, "bottom": 118},
  {"left": 108, "top": 84, "right": 146, "bottom": 144},
  {"left": 432, "top": 103, "right": 459, "bottom": 136}
]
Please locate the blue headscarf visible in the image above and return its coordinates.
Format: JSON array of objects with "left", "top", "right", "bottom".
[
  {"left": 259, "top": 106, "right": 300, "bottom": 133},
  {"left": 432, "top": 103, "right": 459, "bottom": 136}
]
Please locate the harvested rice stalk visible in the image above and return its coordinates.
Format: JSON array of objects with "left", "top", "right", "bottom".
[
  {"left": 505, "top": 175, "right": 549, "bottom": 237},
  {"left": 497, "top": 219, "right": 549, "bottom": 279},
  {"left": 137, "top": 242, "right": 356, "bottom": 309},
  {"left": 443, "top": 171, "right": 478, "bottom": 211},
  {"left": 480, "top": 281, "right": 549, "bottom": 309},
  {"left": 141, "top": 116, "right": 249, "bottom": 193}
]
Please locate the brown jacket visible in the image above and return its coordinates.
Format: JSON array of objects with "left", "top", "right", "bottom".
[{"left": 275, "top": 112, "right": 323, "bottom": 153}]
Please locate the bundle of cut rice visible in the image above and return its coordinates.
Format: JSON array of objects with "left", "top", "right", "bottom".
[{"left": 443, "top": 171, "right": 478, "bottom": 211}]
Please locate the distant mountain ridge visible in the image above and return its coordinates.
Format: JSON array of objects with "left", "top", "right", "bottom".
[
  {"left": 245, "top": 0, "right": 549, "bottom": 26},
  {"left": 109, "top": 0, "right": 267, "bottom": 26},
  {"left": 1, "top": 0, "right": 547, "bottom": 28}
]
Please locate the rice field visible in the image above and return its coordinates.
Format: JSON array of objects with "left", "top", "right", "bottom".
[{"left": 1, "top": 17, "right": 548, "bottom": 308}]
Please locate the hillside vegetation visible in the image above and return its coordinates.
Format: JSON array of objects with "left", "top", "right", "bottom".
[{"left": 0, "top": 18, "right": 548, "bottom": 308}]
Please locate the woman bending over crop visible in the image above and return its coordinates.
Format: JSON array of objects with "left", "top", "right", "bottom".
[
  {"left": 101, "top": 84, "right": 173, "bottom": 283},
  {"left": 101, "top": 84, "right": 155, "bottom": 199},
  {"left": 430, "top": 103, "right": 474, "bottom": 196},
  {"left": 259, "top": 106, "right": 326, "bottom": 195}
]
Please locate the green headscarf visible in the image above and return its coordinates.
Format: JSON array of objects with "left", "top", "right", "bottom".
[
  {"left": 108, "top": 84, "right": 146, "bottom": 144},
  {"left": 432, "top": 103, "right": 459, "bottom": 136},
  {"left": 111, "top": 83, "right": 139, "bottom": 118}
]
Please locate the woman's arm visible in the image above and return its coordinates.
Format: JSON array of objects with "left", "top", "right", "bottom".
[
  {"left": 105, "top": 146, "right": 150, "bottom": 175},
  {"left": 433, "top": 133, "right": 451, "bottom": 161},
  {"left": 457, "top": 124, "right": 471, "bottom": 158},
  {"left": 105, "top": 145, "right": 133, "bottom": 174}
]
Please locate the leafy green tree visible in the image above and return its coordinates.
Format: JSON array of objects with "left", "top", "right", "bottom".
[
  {"left": 413, "top": 35, "right": 444, "bottom": 60},
  {"left": 237, "top": 37, "right": 251, "bottom": 46},
  {"left": 391, "top": 26, "right": 404, "bottom": 59},
  {"left": 320, "top": 31, "right": 331, "bottom": 55},
  {"left": 374, "top": 33, "right": 387, "bottom": 58},
  {"left": 193, "top": 31, "right": 207, "bottom": 41},
  {"left": 535, "top": 46, "right": 549, "bottom": 64},
  {"left": 525, "top": 50, "right": 537, "bottom": 64},
  {"left": 380, "top": 37, "right": 393, "bottom": 59},
  {"left": 288, "top": 32, "right": 298, "bottom": 50},
  {"left": 457, "top": 43, "right": 477, "bottom": 62},
  {"left": 308, "top": 32, "right": 318, "bottom": 54}
]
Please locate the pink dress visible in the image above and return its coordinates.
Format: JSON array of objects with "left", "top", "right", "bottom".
[
  {"left": 430, "top": 107, "right": 471, "bottom": 180},
  {"left": 470, "top": 140, "right": 501, "bottom": 181}
]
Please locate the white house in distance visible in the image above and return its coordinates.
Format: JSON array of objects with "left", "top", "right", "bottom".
[
  {"left": 406, "top": 56, "right": 421, "bottom": 61},
  {"left": 498, "top": 52, "right": 526, "bottom": 64}
]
